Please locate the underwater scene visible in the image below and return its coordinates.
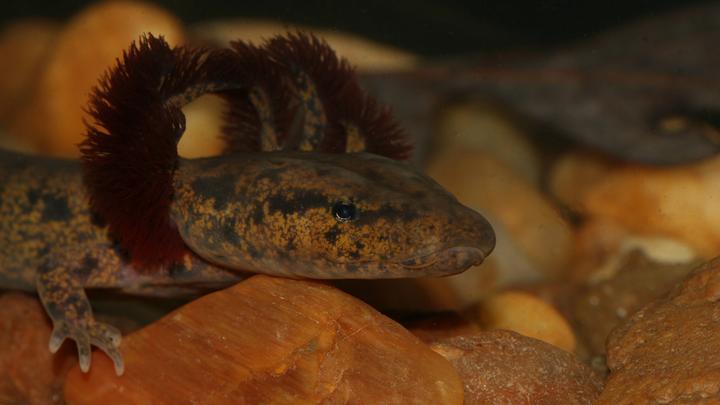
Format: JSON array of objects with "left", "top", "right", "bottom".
[{"left": 0, "top": 1, "right": 718, "bottom": 403}]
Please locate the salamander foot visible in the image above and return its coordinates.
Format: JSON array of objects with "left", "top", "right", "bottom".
[{"left": 49, "top": 319, "right": 124, "bottom": 375}]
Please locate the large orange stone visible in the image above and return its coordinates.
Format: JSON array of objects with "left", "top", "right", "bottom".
[
  {"left": 0, "top": 293, "right": 75, "bottom": 404},
  {"left": 0, "top": 20, "right": 59, "bottom": 126},
  {"left": 64, "top": 275, "right": 463, "bottom": 404},
  {"left": 11, "top": 0, "right": 184, "bottom": 157}
]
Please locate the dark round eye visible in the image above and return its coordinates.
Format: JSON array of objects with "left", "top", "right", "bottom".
[{"left": 332, "top": 201, "right": 357, "bottom": 222}]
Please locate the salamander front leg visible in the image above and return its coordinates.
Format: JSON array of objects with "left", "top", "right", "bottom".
[{"left": 36, "top": 261, "right": 124, "bottom": 375}]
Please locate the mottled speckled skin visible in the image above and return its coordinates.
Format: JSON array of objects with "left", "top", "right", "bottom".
[
  {"left": 172, "top": 152, "right": 494, "bottom": 279},
  {"left": 0, "top": 145, "right": 495, "bottom": 376},
  {"left": 293, "top": 72, "right": 326, "bottom": 151},
  {"left": 0, "top": 149, "right": 237, "bottom": 375},
  {"left": 0, "top": 33, "right": 498, "bottom": 379},
  {"left": 1, "top": 147, "right": 494, "bottom": 376},
  {"left": 0, "top": 150, "right": 242, "bottom": 293}
]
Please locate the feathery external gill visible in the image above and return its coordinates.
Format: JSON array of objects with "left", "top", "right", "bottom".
[
  {"left": 221, "top": 32, "right": 413, "bottom": 159},
  {"left": 81, "top": 33, "right": 412, "bottom": 270},
  {"left": 81, "top": 36, "right": 209, "bottom": 268}
]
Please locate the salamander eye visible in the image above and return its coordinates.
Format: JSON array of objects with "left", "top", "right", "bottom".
[{"left": 332, "top": 201, "right": 358, "bottom": 222}]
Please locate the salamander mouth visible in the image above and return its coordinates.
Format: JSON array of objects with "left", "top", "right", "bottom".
[
  {"left": 398, "top": 246, "right": 488, "bottom": 276},
  {"left": 317, "top": 230, "right": 495, "bottom": 278}
]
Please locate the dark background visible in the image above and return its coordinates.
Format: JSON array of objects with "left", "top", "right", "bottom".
[{"left": 0, "top": 0, "right": 714, "bottom": 56}]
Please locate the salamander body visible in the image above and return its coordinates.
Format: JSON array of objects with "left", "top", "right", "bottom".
[{"left": 0, "top": 33, "right": 495, "bottom": 375}]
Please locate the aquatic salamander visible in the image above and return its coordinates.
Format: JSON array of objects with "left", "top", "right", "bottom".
[{"left": 0, "top": 34, "right": 495, "bottom": 375}]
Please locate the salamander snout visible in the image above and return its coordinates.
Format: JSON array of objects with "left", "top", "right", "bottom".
[
  {"left": 459, "top": 207, "right": 497, "bottom": 265},
  {"left": 398, "top": 204, "right": 496, "bottom": 276}
]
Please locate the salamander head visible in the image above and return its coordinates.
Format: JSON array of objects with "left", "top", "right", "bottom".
[{"left": 171, "top": 152, "right": 495, "bottom": 279}]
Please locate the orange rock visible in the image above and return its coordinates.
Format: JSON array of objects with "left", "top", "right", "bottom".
[
  {"left": 572, "top": 252, "right": 698, "bottom": 359},
  {"left": 598, "top": 257, "right": 720, "bottom": 404},
  {"left": 430, "top": 331, "right": 602, "bottom": 405},
  {"left": 581, "top": 156, "right": 720, "bottom": 258},
  {"left": 178, "top": 94, "right": 226, "bottom": 158},
  {"left": 548, "top": 150, "right": 617, "bottom": 213},
  {"left": 64, "top": 275, "right": 463, "bottom": 404},
  {"left": 433, "top": 100, "right": 542, "bottom": 185},
  {"left": 569, "top": 218, "right": 697, "bottom": 283},
  {"left": 189, "top": 20, "right": 418, "bottom": 72},
  {"left": 0, "top": 20, "right": 59, "bottom": 126},
  {"left": 0, "top": 293, "right": 75, "bottom": 404},
  {"left": 475, "top": 290, "right": 577, "bottom": 352},
  {"left": 11, "top": 0, "right": 184, "bottom": 157}
]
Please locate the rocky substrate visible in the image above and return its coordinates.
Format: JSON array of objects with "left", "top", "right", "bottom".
[{"left": 2, "top": 1, "right": 720, "bottom": 403}]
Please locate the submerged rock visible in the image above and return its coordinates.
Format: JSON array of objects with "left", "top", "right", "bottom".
[
  {"left": 572, "top": 252, "right": 699, "bottom": 359},
  {"left": 0, "top": 20, "right": 59, "bottom": 126},
  {"left": 64, "top": 275, "right": 463, "bottom": 404},
  {"left": 189, "top": 20, "right": 418, "bottom": 72},
  {"left": 0, "top": 293, "right": 74, "bottom": 404},
  {"left": 570, "top": 218, "right": 697, "bottom": 283},
  {"left": 474, "top": 290, "right": 577, "bottom": 353},
  {"left": 548, "top": 150, "right": 617, "bottom": 214},
  {"left": 432, "top": 100, "right": 542, "bottom": 185},
  {"left": 599, "top": 257, "right": 720, "bottom": 404},
  {"left": 430, "top": 330, "right": 602, "bottom": 405},
  {"left": 581, "top": 156, "right": 720, "bottom": 258},
  {"left": 9, "top": 0, "right": 184, "bottom": 157}
]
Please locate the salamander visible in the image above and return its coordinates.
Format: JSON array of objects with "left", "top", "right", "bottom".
[{"left": 0, "top": 33, "right": 495, "bottom": 376}]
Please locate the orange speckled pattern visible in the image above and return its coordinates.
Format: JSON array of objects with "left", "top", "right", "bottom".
[
  {"left": 0, "top": 149, "right": 242, "bottom": 375},
  {"left": 294, "top": 71, "right": 327, "bottom": 151},
  {"left": 0, "top": 149, "right": 237, "bottom": 293},
  {"left": 171, "top": 152, "right": 495, "bottom": 279},
  {"left": 0, "top": 32, "right": 496, "bottom": 376},
  {"left": 1, "top": 146, "right": 495, "bottom": 375},
  {"left": 0, "top": 150, "right": 118, "bottom": 290}
]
